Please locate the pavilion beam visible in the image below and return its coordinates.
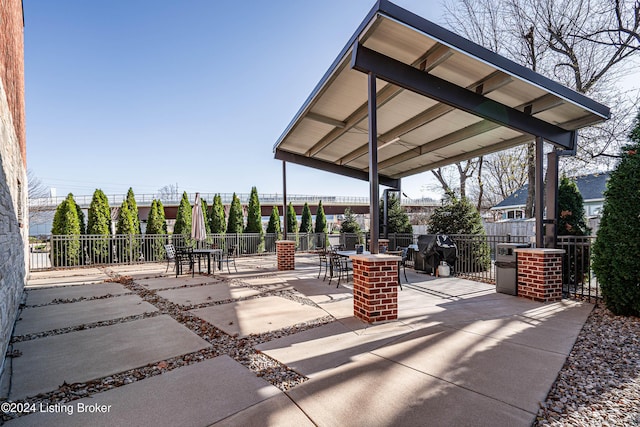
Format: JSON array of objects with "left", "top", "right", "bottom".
[
  {"left": 351, "top": 43, "right": 576, "bottom": 150},
  {"left": 274, "top": 149, "right": 399, "bottom": 189},
  {"left": 339, "top": 71, "right": 513, "bottom": 166},
  {"left": 396, "top": 134, "right": 532, "bottom": 177}
]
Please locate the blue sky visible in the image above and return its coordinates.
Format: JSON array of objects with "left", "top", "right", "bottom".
[{"left": 24, "top": 1, "right": 448, "bottom": 201}]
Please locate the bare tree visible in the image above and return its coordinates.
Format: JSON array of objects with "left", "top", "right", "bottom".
[
  {"left": 28, "top": 169, "right": 53, "bottom": 225},
  {"left": 442, "top": 0, "right": 640, "bottom": 215},
  {"left": 157, "top": 183, "right": 180, "bottom": 202},
  {"left": 430, "top": 158, "right": 483, "bottom": 200}
]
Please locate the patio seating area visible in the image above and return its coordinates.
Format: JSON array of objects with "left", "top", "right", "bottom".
[{"left": 1, "top": 253, "right": 593, "bottom": 426}]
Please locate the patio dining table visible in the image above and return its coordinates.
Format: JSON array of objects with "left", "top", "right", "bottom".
[{"left": 191, "top": 249, "right": 223, "bottom": 275}]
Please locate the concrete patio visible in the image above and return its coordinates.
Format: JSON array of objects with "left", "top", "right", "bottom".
[{"left": 1, "top": 253, "right": 593, "bottom": 426}]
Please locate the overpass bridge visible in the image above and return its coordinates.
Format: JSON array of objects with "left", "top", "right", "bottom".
[{"left": 29, "top": 192, "right": 440, "bottom": 221}]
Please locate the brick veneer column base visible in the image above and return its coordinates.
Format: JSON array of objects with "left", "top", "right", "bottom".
[
  {"left": 515, "top": 249, "right": 565, "bottom": 302},
  {"left": 351, "top": 254, "right": 401, "bottom": 323},
  {"left": 276, "top": 240, "right": 296, "bottom": 271}
]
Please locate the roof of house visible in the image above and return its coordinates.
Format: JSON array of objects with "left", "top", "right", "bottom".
[{"left": 491, "top": 172, "right": 610, "bottom": 209}]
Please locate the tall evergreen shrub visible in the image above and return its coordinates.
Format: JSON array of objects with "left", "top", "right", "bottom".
[
  {"left": 87, "top": 189, "right": 111, "bottom": 263},
  {"left": 314, "top": 201, "right": 327, "bottom": 233},
  {"left": 558, "top": 175, "right": 591, "bottom": 287},
  {"left": 244, "top": 187, "right": 263, "bottom": 253},
  {"left": 227, "top": 193, "right": 244, "bottom": 234},
  {"left": 286, "top": 202, "right": 298, "bottom": 234},
  {"left": 558, "top": 176, "right": 590, "bottom": 236},
  {"left": 145, "top": 199, "right": 167, "bottom": 261},
  {"left": 116, "top": 200, "right": 138, "bottom": 262},
  {"left": 209, "top": 194, "right": 226, "bottom": 234},
  {"left": 428, "top": 191, "right": 490, "bottom": 272},
  {"left": 593, "top": 114, "right": 640, "bottom": 316},
  {"left": 201, "top": 199, "right": 211, "bottom": 234},
  {"left": 126, "top": 187, "right": 141, "bottom": 234},
  {"left": 379, "top": 193, "right": 412, "bottom": 234},
  {"left": 314, "top": 201, "right": 328, "bottom": 248},
  {"left": 51, "top": 193, "right": 81, "bottom": 267},
  {"left": 299, "top": 202, "right": 312, "bottom": 233},
  {"left": 174, "top": 191, "right": 192, "bottom": 237},
  {"left": 266, "top": 206, "right": 281, "bottom": 251}
]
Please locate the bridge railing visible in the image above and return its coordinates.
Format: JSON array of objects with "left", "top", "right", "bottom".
[{"left": 29, "top": 193, "right": 439, "bottom": 209}]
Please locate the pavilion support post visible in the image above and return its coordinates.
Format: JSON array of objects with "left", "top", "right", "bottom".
[
  {"left": 282, "top": 161, "right": 288, "bottom": 241},
  {"left": 368, "top": 72, "right": 379, "bottom": 254},
  {"left": 535, "top": 136, "right": 544, "bottom": 248},
  {"left": 544, "top": 150, "right": 559, "bottom": 248}
]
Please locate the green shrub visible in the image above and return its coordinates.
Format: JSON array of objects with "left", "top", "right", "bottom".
[
  {"left": 227, "top": 193, "right": 244, "bottom": 234},
  {"left": 558, "top": 175, "right": 591, "bottom": 286},
  {"left": 87, "top": 189, "right": 111, "bottom": 263},
  {"left": 592, "top": 116, "right": 640, "bottom": 315},
  {"left": 174, "top": 191, "right": 192, "bottom": 237},
  {"left": 209, "top": 194, "right": 226, "bottom": 234},
  {"left": 299, "top": 202, "right": 312, "bottom": 233},
  {"left": 145, "top": 199, "right": 167, "bottom": 261},
  {"left": 379, "top": 193, "right": 412, "bottom": 234},
  {"left": 428, "top": 191, "right": 490, "bottom": 272},
  {"left": 126, "top": 187, "right": 141, "bottom": 234},
  {"left": 266, "top": 206, "right": 281, "bottom": 252},
  {"left": 51, "top": 193, "right": 81, "bottom": 267}
]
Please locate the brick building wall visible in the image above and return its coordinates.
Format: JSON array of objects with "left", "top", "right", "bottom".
[
  {"left": 0, "top": 0, "right": 26, "bottom": 164},
  {"left": 0, "top": 0, "right": 27, "bottom": 377}
]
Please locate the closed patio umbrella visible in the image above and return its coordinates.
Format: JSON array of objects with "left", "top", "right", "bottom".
[{"left": 191, "top": 193, "right": 207, "bottom": 243}]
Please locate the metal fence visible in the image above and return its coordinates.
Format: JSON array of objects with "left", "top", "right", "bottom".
[
  {"left": 29, "top": 232, "right": 330, "bottom": 271},
  {"left": 557, "top": 235, "right": 600, "bottom": 302},
  {"left": 30, "top": 233, "right": 602, "bottom": 302}
]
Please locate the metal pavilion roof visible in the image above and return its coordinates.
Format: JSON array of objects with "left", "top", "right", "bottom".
[{"left": 273, "top": 0, "right": 610, "bottom": 189}]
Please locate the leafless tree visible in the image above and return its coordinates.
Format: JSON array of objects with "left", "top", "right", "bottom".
[
  {"left": 27, "top": 169, "right": 54, "bottom": 224},
  {"left": 442, "top": 0, "right": 640, "bottom": 215},
  {"left": 157, "top": 183, "right": 180, "bottom": 202}
]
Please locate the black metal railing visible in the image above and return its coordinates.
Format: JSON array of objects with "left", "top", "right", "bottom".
[
  {"left": 557, "top": 235, "right": 600, "bottom": 303},
  {"left": 31, "top": 232, "right": 603, "bottom": 303}
]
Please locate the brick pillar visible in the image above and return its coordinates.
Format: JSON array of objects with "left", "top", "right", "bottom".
[
  {"left": 351, "top": 254, "right": 401, "bottom": 323},
  {"left": 276, "top": 240, "right": 296, "bottom": 271},
  {"left": 515, "top": 249, "right": 565, "bottom": 302},
  {"left": 368, "top": 239, "right": 390, "bottom": 252}
]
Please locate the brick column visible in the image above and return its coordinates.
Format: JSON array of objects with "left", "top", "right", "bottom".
[
  {"left": 368, "top": 239, "right": 390, "bottom": 252},
  {"left": 351, "top": 254, "right": 401, "bottom": 323},
  {"left": 515, "top": 249, "right": 565, "bottom": 302},
  {"left": 276, "top": 240, "right": 296, "bottom": 271}
]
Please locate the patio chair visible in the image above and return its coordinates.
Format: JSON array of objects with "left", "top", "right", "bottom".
[
  {"left": 396, "top": 246, "right": 409, "bottom": 289},
  {"left": 328, "top": 250, "right": 351, "bottom": 288},
  {"left": 222, "top": 244, "right": 238, "bottom": 273},
  {"left": 317, "top": 248, "right": 330, "bottom": 280},
  {"left": 164, "top": 244, "right": 194, "bottom": 277}
]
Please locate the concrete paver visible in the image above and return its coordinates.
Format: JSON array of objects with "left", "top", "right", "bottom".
[
  {"left": 10, "top": 315, "right": 209, "bottom": 400},
  {"left": 370, "top": 324, "right": 570, "bottom": 415},
  {"left": 14, "top": 294, "right": 157, "bottom": 336},
  {"left": 25, "top": 269, "right": 108, "bottom": 288},
  {"left": 157, "top": 282, "right": 260, "bottom": 306},
  {"left": 190, "top": 295, "right": 328, "bottom": 338},
  {"left": 286, "top": 352, "right": 533, "bottom": 427},
  {"left": 256, "top": 321, "right": 411, "bottom": 378},
  {"left": 6, "top": 356, "right": 283, "bottom": 427},
  {"left": 212, "top": 393, "right": 315, "bottom": 427},
  {"left": 24, "top": 282, "right": 130, "bottom": 306}
]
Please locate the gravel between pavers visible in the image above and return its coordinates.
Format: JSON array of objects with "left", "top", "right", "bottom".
[
  {"left": 535, "top": 305, "right": 640, "bottom": 426},
  {"left": 2, "top": 272, "right": 333, "bottom": 423}
]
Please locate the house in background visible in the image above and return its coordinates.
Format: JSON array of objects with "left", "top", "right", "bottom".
[
  {"left": 0, "top": 0, "right": 27, "bottom": 378},
  {"left": 490, "top": 172, "right": 610, "bottom": 221}
]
